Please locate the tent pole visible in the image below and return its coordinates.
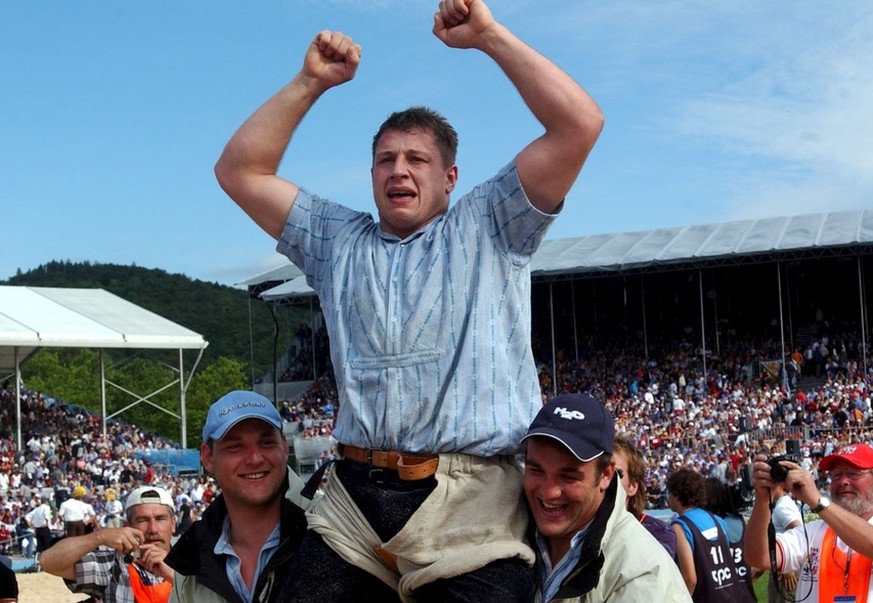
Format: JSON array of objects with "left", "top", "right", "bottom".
[
  {"left": 860, "top": 256, "right": 868, "bottom": 374},
  {"left": 15, "top": 347, "right": 21, "bottom": 451},
  {"left": 179, "top": 348, "right": 187, "bottom": 448},
  {"left": 550, "top": 282, "right": 557, "bottom": 397},
  {"left": 777, "top": 262, "right": 787, "bottom": 389},
  {"left": 571, "top": 281, "right": 579, "bottom": 363},
  {"left": 101, "top": 350, "right": 107, "bottom": 440},
  {"left": 641, "top": 274, "right": 648, "bottom": 360},
  {"left": 698, "top": 269, "right": 707, "bottom": 377}
]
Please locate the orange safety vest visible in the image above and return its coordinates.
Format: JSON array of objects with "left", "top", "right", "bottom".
[
  {"left": 127, "top": 564, "right": 172, "bottom": 603},
  {"left": 819, "top": 527, "right": 873, "bottom": 603}
]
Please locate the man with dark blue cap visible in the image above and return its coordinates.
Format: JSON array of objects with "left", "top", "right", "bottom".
[
  {"left": 166, "top": 390, "right": 309, "bottom": 603},
  {"left": 522, "top": 393, "right": 689, "bottom": 603}
]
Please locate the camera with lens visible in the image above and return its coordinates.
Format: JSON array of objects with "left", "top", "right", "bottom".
[{"left": 767, "top": 454, "right": 799, "bottom": 482}]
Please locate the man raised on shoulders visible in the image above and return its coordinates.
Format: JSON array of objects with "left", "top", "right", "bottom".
[{"left": 214, "top": 0, "right": 603, "bottom": 600}]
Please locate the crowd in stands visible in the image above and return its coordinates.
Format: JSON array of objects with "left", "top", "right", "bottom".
[
  {"left": 0, "top": 387, "right": 217, "bottom": 558},
  {"left": 2, "top": 322, "right": 872, "bottom": 562},
  {"left": 279, "top": 324, "right": 332, "bottom": 382}
]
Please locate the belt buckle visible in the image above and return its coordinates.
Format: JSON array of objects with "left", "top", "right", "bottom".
[
  {"left": 368, "top": 466, "right": 387, "bottom": 483},
  {"left": 366, "top": 448, "right": 385, "bottom": 482}
]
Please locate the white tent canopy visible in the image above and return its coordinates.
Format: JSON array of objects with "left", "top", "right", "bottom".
[
  {"left": 0, "top": 286, "right": 209, "bottom": 448},
  {"left": 259, "top": 275, "right": 318, "bottom": 301}
]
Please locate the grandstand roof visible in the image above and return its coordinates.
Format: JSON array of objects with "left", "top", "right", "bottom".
[
  {"left": 531, "top": 208, "right": 873, "bottom": 277},
  {"left": 0, "top": 286, "right": 208, "bottom": 374},
  {"left": 251, "top": 209, "right": 873, "bottom": 300}
]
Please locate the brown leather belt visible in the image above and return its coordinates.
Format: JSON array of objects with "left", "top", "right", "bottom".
[{"left": 341, "top": 444, "right": 439, "bottom": 481}]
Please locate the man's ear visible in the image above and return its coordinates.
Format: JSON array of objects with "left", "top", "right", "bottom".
[
  {"left": 445, "top": 164, "right": 458, "bottom": 194},
  {"left": 200, "top": 442, "right": 214, "bottom": 474},
  {"left": 600, "top": 462, "right": 617, "bottom": 491}
]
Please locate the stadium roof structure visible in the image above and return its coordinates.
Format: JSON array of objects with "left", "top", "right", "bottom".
[
  {"left": 0, "top": 286, "right": 209, "bottom": 448},
  {"left": 249, "top": 209, "right": 873, "bottom": 299}
]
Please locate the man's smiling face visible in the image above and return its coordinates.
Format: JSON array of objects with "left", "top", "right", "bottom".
[
  {"left": 524, "top": 437, "right": 614, "bottom": 563},
  {"left": 371, "top": 127, "right": 457, "bottom": 239},
  {"left": 201, "top": 418, "right": 288, "bottom": 511}
]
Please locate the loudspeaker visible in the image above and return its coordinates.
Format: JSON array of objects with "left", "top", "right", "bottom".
[
  {"left": 786, "top": 439, "right": 802, "bottom": 457},
  {"left": 738, "top": 416, "right": 750, "bottom": 432}
]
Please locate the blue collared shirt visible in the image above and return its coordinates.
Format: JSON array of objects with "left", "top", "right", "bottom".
[
  {"left": 278, "top": 160, "right": 557, "bottom": 456},
  {"left": 214, "top": 516, "right": 280, "bottom": 603},
  {"left": 535, "top": 525, "right": 590, "bottom": 603}
]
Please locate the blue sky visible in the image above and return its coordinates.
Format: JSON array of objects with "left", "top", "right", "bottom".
[{"left": 2, "top": 1, "right": 872, "bottom": 286}]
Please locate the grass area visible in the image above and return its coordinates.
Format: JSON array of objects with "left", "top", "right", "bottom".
[{"left": 753, "top": 572, "right": 768, "bottom": 602}]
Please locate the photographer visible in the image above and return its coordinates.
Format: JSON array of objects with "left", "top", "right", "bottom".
[
  {"left": 746, "top": 444, "right": 873, "bottom": 603},
  {"left": 40, "top": 486, "right": 176, "bottom": 603}
]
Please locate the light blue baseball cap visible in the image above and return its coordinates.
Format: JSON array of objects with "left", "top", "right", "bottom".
[{"left": 202, "top": 390, "right": 282, "bottom": 442}]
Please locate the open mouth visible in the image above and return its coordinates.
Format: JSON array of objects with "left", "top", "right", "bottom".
[
  {"left": 537, "top": 499, "right": 567, "bottom": 517},
  {"left": 387, "top": 188, "right": 416, "bottom": 201}
]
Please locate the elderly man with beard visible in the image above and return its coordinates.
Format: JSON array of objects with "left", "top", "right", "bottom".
[
  {"left": 40, "top": 486, "right": 177, "bottom": 603},
  {"left": 746, "top": 443, "right": 873, "bottom": 603}
]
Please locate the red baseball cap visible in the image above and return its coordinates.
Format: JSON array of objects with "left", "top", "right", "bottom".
[{"left": 819, "top": 444, "right": 873, "bottom": 471}]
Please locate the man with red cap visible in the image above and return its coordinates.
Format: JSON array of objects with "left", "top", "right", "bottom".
[{"left": 746, "top": 443, "right": 873, "bottom": 603}]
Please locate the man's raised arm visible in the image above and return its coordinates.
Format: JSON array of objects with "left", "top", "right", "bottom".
[
  {"left": 433, "top": 0, "right": 604, "bottom": 214},
  {"left": 215, "top": 31, "right": 362, "bottom": 240}
]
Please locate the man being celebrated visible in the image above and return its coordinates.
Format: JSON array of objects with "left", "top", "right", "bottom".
[
  {"left": 166, "top": 391, "right": 308, "bottom": 603},
  {"left": 746, "top": 443, "right": 873, "bottom": 603},
  {"left": 214, "top": 0, "right": 603, "bottom": 600},
  {"left": 521, "top": 393, "right": 689, "bottom": 603},
  {"left": 40, "top": 485, "right": 177, "bottom": 603}
]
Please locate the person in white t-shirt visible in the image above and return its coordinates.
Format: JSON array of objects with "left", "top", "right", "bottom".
[{"left": 767, "top": 481, "right": 802, "bottom": 603}]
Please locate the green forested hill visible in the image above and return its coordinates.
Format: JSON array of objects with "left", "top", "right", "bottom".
[{"left": 3, "top": 260, "right": 300, "bottom": 379}]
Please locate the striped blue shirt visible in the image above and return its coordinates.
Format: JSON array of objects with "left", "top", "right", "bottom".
[{"left": 278, "top": 161, "right": 556, "bottom": 455}]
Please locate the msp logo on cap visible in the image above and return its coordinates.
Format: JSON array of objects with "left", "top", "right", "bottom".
[
  {"left": 522, "top": 393, "right": 614, "bottom": 462},
  {"left": 554, "top": 406, "right": 586, "bottom": 421}
]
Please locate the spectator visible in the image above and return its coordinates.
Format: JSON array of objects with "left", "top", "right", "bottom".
[
  {"left": 522, "top": 393, "right": 688, "bottom": 602},
  {"left": 24, "top": 494, "right": 53, "bottom": 553},
  {"left": 0, "top": 556, "right": 18, "bottom": 603},
  {"left": 765, "top": 480, "right": 802, "bottom": 603},
  {"left": 746, "top": 444, "right": 873, "bottom": 603},
  {"left": 57, "top": 485, "right": 96, "bottom": 537},
  {"left": 613, "top": 434, "right": 677, "bottom": 559},
  {"left": 667, "top": 468, "right": 755, "bottom": 602},
  {"left": 39, "top": 485, "right": 177, "bottom": 603},
  {"left": 166, "top": 391, "right": 308, "bottom": 603}
]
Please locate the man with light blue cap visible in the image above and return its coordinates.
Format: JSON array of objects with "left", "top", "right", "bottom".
[{"left": 166, "top": 390, "right": 308, "bottom": 603}]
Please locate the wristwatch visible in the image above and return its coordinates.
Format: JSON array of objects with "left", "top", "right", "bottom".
[{"left": 811, "top": 496, "right": 830, "bottom": 514}]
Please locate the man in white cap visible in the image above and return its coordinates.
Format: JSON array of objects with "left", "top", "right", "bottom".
[
  {"left": 521, "top": 393, "right": 689, "bottom": 602},
  {"left": 166, "top": 390, "right": 308, "bottom": 603},
  {"left": 746, "top": 443, "right": 873, "bottom": 603},
  {"left": 40, "top": 485, "right": 177, "bottom": 603}
]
